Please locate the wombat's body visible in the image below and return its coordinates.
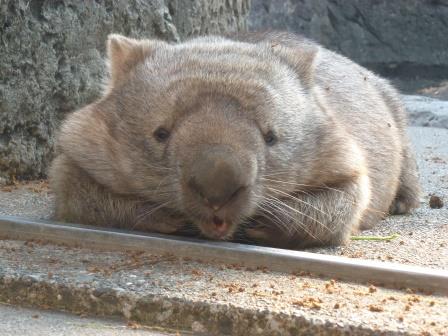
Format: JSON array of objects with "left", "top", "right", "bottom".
[{"left": 50, "top": 32, "right": 420, "bottom": 248}]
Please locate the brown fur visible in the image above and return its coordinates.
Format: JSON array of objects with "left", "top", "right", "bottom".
[{"left": 49, "top": 32, "right": 420, "bottom": 248}]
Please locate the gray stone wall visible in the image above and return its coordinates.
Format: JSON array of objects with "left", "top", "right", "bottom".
[
  {"left": 249, "top": 0, "right": 448, "bottom": 80},
  {"left": 0, "top": 0, "right": 250, "bottom": 183}
]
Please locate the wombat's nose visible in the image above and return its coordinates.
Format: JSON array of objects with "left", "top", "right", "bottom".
[{"left": 188, "top": 148, "right": 245, "bottom": 209}]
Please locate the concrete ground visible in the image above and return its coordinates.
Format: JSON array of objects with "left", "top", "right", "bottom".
[
  {"left": 0, "top": 304, "right": 178, "bottom": 336},
  {"left": 0, "top": 238, "right": 447, "bottom": 335},
  {"left": 0, "top": 95, "right": 447, "bottom": 335}
]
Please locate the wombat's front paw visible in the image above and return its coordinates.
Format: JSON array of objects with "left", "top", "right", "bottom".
[
  {"left": 134, "top": 205, "right": 187, "bottom": 234},
  {"left": 238, "top": 221, "right": 292, "bottom": 248},
  {"left": 147, "top": 221, "right": 186, "bottom": 234},
  {"left": 240, "top": 218, "right": 347, "bottom": 249},
  {"left": 389, "top": 195, "right": 419, "bottom": 215}
]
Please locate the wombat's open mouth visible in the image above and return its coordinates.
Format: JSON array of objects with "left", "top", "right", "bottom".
[{"left": 197, "top": 215, "right": 236, "bottom": 240}]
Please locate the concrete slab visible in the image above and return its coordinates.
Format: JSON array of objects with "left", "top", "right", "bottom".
[
  {"left": 0, "top": 239, "right": 447, "bottom": 335},
  {"left": 0, "top": 304, "right": 178, "bottom": 336}
]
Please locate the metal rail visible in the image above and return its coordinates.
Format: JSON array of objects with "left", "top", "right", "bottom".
[{"left": 0, "top": 214, "right": 447, "bottom": 295}]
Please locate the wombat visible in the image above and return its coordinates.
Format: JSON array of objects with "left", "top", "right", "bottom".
[{"left": 49, "top": 32, "right": 420, "bottom": 249}]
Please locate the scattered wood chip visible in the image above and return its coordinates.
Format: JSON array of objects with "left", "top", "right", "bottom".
[
  {"left": 369, "top": 305, "right": 384, "bottom": 312},
  {"left": 408, "top": 295, "right": 420, "bottom": 303},
  {"left": 429, "top": 195, "right": 444, "bottom": 209},
  {"left": 368, "top": 285, "right": 377, "bottom": 293},
  {"left": 292, "top": 297, "right": 322, "bottom": 310},
  {"left": 127, "top": 321, "right": 140, "bottom": 329},
  {"left": 191, "top": 269, "right": 204, "bottom": 276}
]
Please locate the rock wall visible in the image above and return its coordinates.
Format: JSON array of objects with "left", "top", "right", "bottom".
[
  {"left": 0, "top": 0, "right": 250, "bottom": 183},
  {"left": 249, "top": 0, "right": 448, "bottom": 80}
]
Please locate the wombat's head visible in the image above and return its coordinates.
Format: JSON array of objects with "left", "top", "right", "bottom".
[{"left": 59, "top": 34, "right": 318, "bottom": 240}]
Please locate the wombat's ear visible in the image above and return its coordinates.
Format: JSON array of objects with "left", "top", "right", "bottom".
[
  {"left": 106, "top": 34, "right": 164, "bottom": 87},
  {"left": 271, "top": 44, "right": 318, "bottom": 91}
]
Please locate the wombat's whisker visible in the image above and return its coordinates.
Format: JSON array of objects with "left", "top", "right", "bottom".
[
  {"left": 256, "top": 204, "right": 291, "bottom": 233},
  {"left": 257, "top": 204, "right": 284, "bottom": 225},
  {"left": 259, "top": 212, "right": 294, "bottom": 236},
  {"left": 262, "top": 198, "right": 321, "bottom": 240},
  {"left": 258, "top": 198, "right": 292, "bottom": 226},
  {"left": 265, "top": 197, "right": 328, "bottom": 239},
  {"left": 242, "top": 215, "right": 260, "bottom": 226},
  {"left": 266, "top": 195, "right": 331, "bottom": 233},
  {"left": 262, "top": 178, "right": 375, "bottom": 219},
  {"left": 256, "top": 200, "right": 288, "bottom": 227},
  {"left": 135, "top": 201, "right": 173, "bottom": 226},
  {"left": 260, "top": 177, "right": 317, "bottom": 199},
  {"left": 260, "top": 176, "right": 347, "bottom": 195},
  {"left": 266, "top": 186, "right": 331, "bottom": 219},
  {"left": 153, "top": 176, "right": 176, "bottom": 194}
]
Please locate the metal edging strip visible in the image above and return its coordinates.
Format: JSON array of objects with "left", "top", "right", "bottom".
[{"left": 0, "top": 214, "right": 447, "bottom": 295}]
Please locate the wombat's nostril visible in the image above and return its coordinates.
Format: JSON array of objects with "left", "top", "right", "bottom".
[{"left": 187, "top": 147, "right": 246, "bottom": 209}]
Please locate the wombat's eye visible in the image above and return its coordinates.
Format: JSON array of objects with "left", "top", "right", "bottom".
[
  {"left": 153, "top": 127, "right": 170, "bottom": 142},
  {"left": 264, "top": 131, "right": 277, "bottom": 146}
]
